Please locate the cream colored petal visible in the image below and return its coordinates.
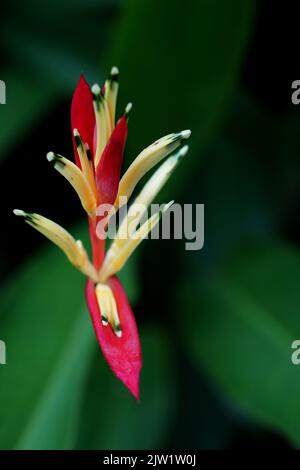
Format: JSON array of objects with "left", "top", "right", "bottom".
[
  {"left": 116, "top": 145, "right": 188, "bottom": 243},
  {"left": 95, "top": 283, "right": 122, "bottom": 337},
  {"left": 47, "top": 152, "right": 97, "bottom": 217},
  {"left": 91, "top": 84, "right": 108, "bottom": 168},
  {"left": 99, "top": 201, "right": 174, "bottom": 282},
  {"left": 115, "top": 130, "right": 191, "bottom": 208},
  {"left": 104, "top": 66, "right": 119, "bottom": 130},
  {"left": 73, "top": 129, "right": 97, "bottom": 197},
  {"left": 103, "top": 99, "right": 112, "bottom": 140}
]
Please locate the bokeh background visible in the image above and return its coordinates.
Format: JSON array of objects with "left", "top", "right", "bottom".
[{"left": 1, "top": 0, "right": 300, "bottom": 449}]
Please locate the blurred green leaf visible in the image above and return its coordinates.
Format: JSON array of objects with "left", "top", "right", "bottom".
[
  {"left": 188, "top": 94, "right": 278, "bottom": 270},
  {"left": 0, "top": 0, "right": 120, "bottom": 159},
  {"left": 198, "top": 139, "right": 274, "bottom": 266},
  {"left": 109, "top": 0, "right": 255, "bottom": 197},
  {"left": 0, "top": 243, "right": 84, "bottom": 448},
  {"left": 180, "top": 242, "right": 300, "bottom": 445},
  {"left": 1, "top": 0, "right": 120, "bottom": 89},
  {"left": 224, "top": 94, "right": 300, "bottom": 226},
  {"left": 15, "top": 0, "right": 119, "bottom": 12},
  {"left": 0, "top": 221, "right": 139, "bottom": 449},
  {"left": 16, "top": 312, "right": 95, "bottom": 450},
  {"left": 118, "top": 251, "right": 140, "bottom": 305},
  {"left": 76, "top": 326, "right": 177, "bottom": 450}
]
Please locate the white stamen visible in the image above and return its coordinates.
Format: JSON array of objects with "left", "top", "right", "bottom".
[
  {"left": 111, "top": 66, "right": 119, "bottom": 76},
  {"left": 13, "top": 209, "right": 26, "bottom": 216},
  {"left": 115, "top": 329, "right": 122, "bottom": 338},
  {"left": 125, "top": 102, "right": 132, "bottom": 115},
  {"left": 46, "top": 152, "right": 55, "bottom": 162},
  {"left": 181, "top": 129, "right": 191, "bottom": 139}
]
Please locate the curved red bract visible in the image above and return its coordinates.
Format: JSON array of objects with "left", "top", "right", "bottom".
[
  {"left": 71, "top": 74, "right": 95, "bottom": 168},
  {"left": 85, "top": 276, "right": 142, "bottom": 400}
]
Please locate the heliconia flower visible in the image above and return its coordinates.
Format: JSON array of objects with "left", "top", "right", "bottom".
[{"left": 13, "top": 67, "right": 191, "bottom": 400}]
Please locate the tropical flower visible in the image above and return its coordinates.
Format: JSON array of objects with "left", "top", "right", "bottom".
[{"left": 13, "top": 67, "right": 191, "bottom": 399}]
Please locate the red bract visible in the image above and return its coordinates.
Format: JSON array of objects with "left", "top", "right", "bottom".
[
  {"left": 14, "top": 66, "right": 191, "bottom": 399},
  {"left": 71, "top": 75, "right": 95, "bottom": 168},
  {"left": 86, "top": 277, "right": 141, "bottom": 400},
  {"left": 96, "top": 116, "right": 128, "bottom": 205}
]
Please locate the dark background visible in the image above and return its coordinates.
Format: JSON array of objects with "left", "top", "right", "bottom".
[{"left": 1, "top": 0, "right": 300, "bottom": 450}]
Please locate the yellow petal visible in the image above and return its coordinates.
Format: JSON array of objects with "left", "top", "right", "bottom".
[
  {"left": 95, "top": 283, "right": 122, "bottom": 337},
  {"left": 73, "top": 129, "right": 97, "bottom": 198},
  {"left": 115, "top": 130, "right": 191, "bottom": 208},
  {"left": 91, "top": 84, "right": 108, "bottom": 168},
  {"left": 104, "top": 66, "right": 119, "bottom": 131},
  {"left": 99, "top": 201, "right": 174, "bottom": 281},
  {"left": 116, "top": 145, "right": 188, "bottom": 243}
]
